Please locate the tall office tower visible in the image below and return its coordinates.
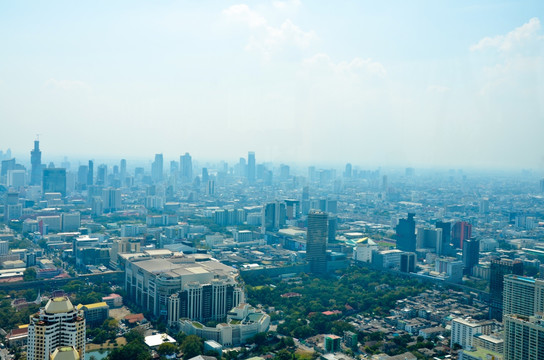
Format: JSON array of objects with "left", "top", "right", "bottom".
[
  {"left": 201, "top": 168, "right": 209, "bottom": 183},
  {"left": 27, "top": 296, "right": 86, "bottom": 360},
  {"left": 307, "top": 211, "right": 328, "bottom": 274},
  {"left": 479, "top": 197, "right": 490, "bottom": 214},
  {"left": 280, "top": 164, "right": 290, "bottom": 180},
  {"left": 504, "top": 314, "right": 544, "bottom": 360},
  {"left": 452, "top": 221, "right": 472, "bottom": 249},
  {"left": 328, "top": 216, "right": 337, "bottom": 242},
  {"left": 503, "top": 275, "right": 544, "bottom": 318},
  {"left": 151, "top": 153, "right": 163, "bottom": 182},
  {"left": 102, "top": 188, "right": 122, "bottom": 212},
  {"left": 308, "top": 166, "right": 316, "bottom": 182},
  {"left": 1, "top": 158, "right": 16, "bottom": 181},
  {"left": 170, "top": 160, "right": 179, "bottom": 176},
  {"left": 247, "top": 151, "right": 255, "bottom": 184},
  {"left": 120, "top": 159, "right": 127, "bottom": 179},
  {"left": 490, "top": 258, "right": 524, "bottom": 320},
  {"left": 344, "top": 163, "right": 352, "bottom": 178},
  {"left": 416, "top": 227, "right": 442, "bottom": 251},
  {"left": 382, "top": 175, "right": 388, "bottom": 190},
  {"left": 76, "top": 165, "right": 88, "bottom": 190},
  {"left": 43, "top": 168, "right": 67, "bottom": 196},
  {"left": 30, "top": 140, "right": 42, "bottom": 185},
  {"left": 96, "top": 164, "right": 107, "bottom": 186},
  {"left": 285, "top": 199, "right": 300, "bottom": 220},
  {"left": 436, "top": 221, "right": 452, "bottom": 255},
  {"left": 180, "top": 153, "right": 193, "bottom": 183},
  {"left": 462, "top": 238, "right": 480, "bottom": 276},
  {"left": 261, "top": 201, "right": 286, "bottom": 233},
  {"left": 395, "top": 213, "right": 416, "bottom": 252},
  {"left": 87, "top": 160, "right": 94, "bottom": 186}
]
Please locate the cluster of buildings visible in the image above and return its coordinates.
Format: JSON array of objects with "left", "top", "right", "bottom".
[{"left": 2, "top": 143, "right": 544, "bottom": 358}]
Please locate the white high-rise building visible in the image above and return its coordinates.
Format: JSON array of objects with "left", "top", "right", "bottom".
[
  {"left": 27, "top": 296, "right": 86, "bottom": 360},
  {"left": 450, "top": 318, "right": 493, "bottom": 349}
]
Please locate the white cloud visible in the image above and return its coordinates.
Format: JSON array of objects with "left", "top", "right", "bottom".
[
  {"left": 470, "top": 17, "right": 543, "bottom": 52},
  {"left": 222, "top": 4, "right": 266, "bottom": 28},
  {"left": 303, "top": 53, "right": 386, "bottom": 77},
  {"left": 223, "top": 3, "right": 315, "bottom": 59},
  {"left": 44, "top": 78, "right": 90, "bottom": 91},
  {"left": 246, "top": 20, "right": 316, "bottom": 59}
]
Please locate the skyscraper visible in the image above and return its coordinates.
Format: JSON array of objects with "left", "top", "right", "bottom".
[
  {"left": 452, "top": 221, "right": 472, "bottom": 249},
  {"left": 396, "top": 213, "right": 416, "bottom": 252},
  {"left": 247, "top": 151, "right": 255, "bottom": 185},
  {"left": 307, "top": 211, "right": 328, "bottom": 274},
  {"left": 504, "top": 314, "right": 544, "bottom": 360},
  {"left": 96, "top": 164, "right": 107, "bottom": 186},
  {"left": 152, "top": 153, "right": 163, "bottom": 182},
  {"left": 27, "top": 295, "right": 86, "bottom": 360},
  {"left": 503, "top": 275, "right": 544, "bottom": 318},
  {"left": 344, "top": 163, "right": 352, "bottom": 178},
  {"left": 87, "top": 160, "right": 94, "bottom": 186},
  {"left": 180, "top": 153, "right": 193, "bottom": 183},
  {"left": 489, "top": 258, "right": 524, "bottom": 320},
  {"left": 76, "top": 165, "right": 88, "bottom": 190},
  {"left": 436, "top": 221, "right": 452, "bottom": 255},
  {"left": 43, "top": 168, "right": 66, "bottom": 196},
  {"left": 30, "top": 140, "right": 42, "bottom": 186},
  {"left": 462, "top": 237, "right": 480, "bottom": 275}
]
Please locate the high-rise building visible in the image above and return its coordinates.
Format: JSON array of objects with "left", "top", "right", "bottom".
[
  {"left": 180, "top": 153, "right": 193, "bottom": 183},
  {"left": 450, "top": 317, "right": 493, "bottom": 349},
  {"left": 344, "top": 163, "right": 352, "bottom": 178},
  {"left": 400, "top": 252, "right": 416, "bottom": 273},
  {"left": 261, "top": 201, "right": 286, "bottom": 233},
  {"left": 152, "top": 154, "right": 163, "bottom": 182},
  {"left": 307, "top": 211, "right": 328, "bottom": 274},
  {"left": 43, "top": 168, "right": 66, "bottom": 196},
  {"left": 462, "top": 238, "right": 480, "bottom": 275},
  {"left": 504, "top": 314, "right": 544, "bottom": 360},
  {"left": 102, "top": 188, "right": 121, "bottom": 212},
  {"left": 167, "top": 279, "right": 244, "bottom": 327},
  {"left": 87, "top": 160, "right": 94, "bottom": 186},
  {"left": 436, "top": 221, "right": 452, "bottom": 255},
  {"left": 503, "top": 275, "right": 544, "bottom": 318},
  {"left": 96, "top": 164, "right": 107, "bottom": 186},
  {"left": 489, "top": 258, "right": 524, "bottom": 320},
  {"left": 452, "top": 221, "right": 472, "bottom": 249},
  {"left": 247, "top": 151, "right": 255, "bottom": 185},
  {"left": 396, "top": 213, "right": 416, "bottom": 252},
  {"left": 76, "top": 165, "right": 88, "bottom": 190},
  {"left": 30, "top": 140, "right": 42, "bottom": 186},
  {"left": 27, "top": 296, "right": 86, "bottom": 360}
]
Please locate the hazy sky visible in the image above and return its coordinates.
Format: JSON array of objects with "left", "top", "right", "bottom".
[{"left": 1, "top": 1, "right": 543, "bottom": 169}]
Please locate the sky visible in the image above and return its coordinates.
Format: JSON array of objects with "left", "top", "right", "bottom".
[{"left": 0, "top": 1, "right": 543, "bottom": 170}]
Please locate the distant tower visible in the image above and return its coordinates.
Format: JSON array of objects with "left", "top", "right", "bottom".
[
  {"left": 180, "top": 153, "right": 193, "bottom": 183},
  {"left": 344, "top": 163, "right": 352, "bottom": 178},
  {"left": 307, "top": 211, "right": 328, "bottom": 275},
  {"left": 452, "top": 221, "right": 472, "bottom": 249},
  {"left": 87, "top": 160, "right": 94, "bottom": 186},
  {"left": 43, "top": 168, "right": 66, "bottom": 196},
  {"left": 462, "top": 237, "right": 480, "bottom": 275},
  {"left": 436, "top": 221, "right": 452, "bottom": 255},
  {"left": 120, "top": 159, "right": 127, "bottom": 180},
  {"left": 396, "top": 213, "right": 416, "bottom": 252},
  {"left": 30, "top": 139, "right": 42, "bottom": 186},
  {"left": 152, "top": 153, "right": 164, "bottom": 182},
  {"left": 247, "top": 151, "right": 256, "bottom": 184}
]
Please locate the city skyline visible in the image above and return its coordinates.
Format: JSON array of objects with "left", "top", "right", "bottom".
[{"left": 1, "top": 1, "right": 543, "bottom": 170}]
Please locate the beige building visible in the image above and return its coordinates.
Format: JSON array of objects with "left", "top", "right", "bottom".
[{"left": 27, "top": 296, "right": 85, "bottom": 360}]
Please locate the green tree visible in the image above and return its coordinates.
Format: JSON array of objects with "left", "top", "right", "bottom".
[
  {"left": 181, "top": 335, "right": 203, "bottom": 360},
  {"left": 23, "top": 267, "right": 37, "bottom": 281},
  {"left": 157, "top": 342, "right": 177, "bottom": 356}
]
